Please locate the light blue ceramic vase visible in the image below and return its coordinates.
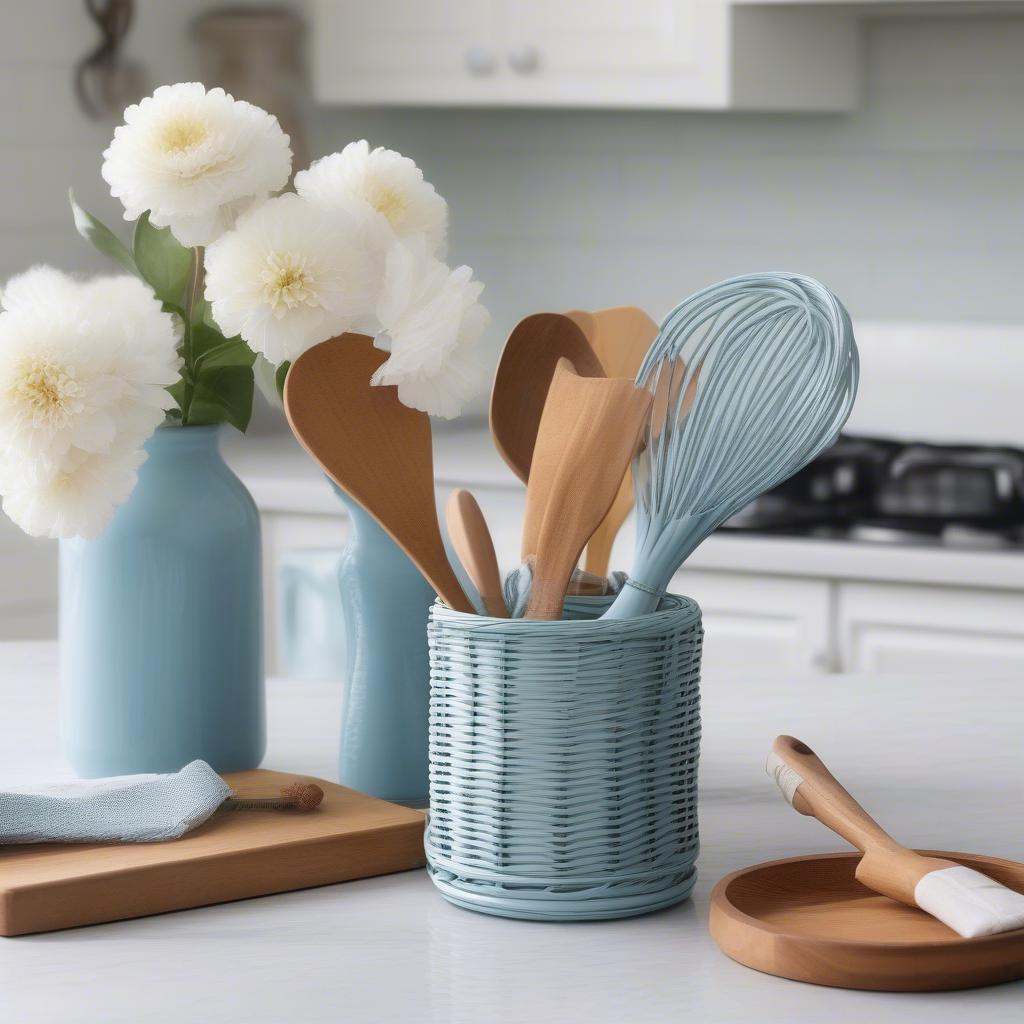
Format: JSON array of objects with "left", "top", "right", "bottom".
[
  {"left": 335, "top": 489, "right": 433, "bottom": 807},
  {"left": 60, "top": 425, "right": 265, "bottom": 777}
]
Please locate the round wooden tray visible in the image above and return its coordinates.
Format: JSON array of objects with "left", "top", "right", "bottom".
[{"left": 709, "top": 850, "right": 1024, "bottom": 992}]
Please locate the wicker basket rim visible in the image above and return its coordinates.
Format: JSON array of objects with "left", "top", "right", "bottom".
[{"left": 429, "top": 592, "right": 700, "bottom": 637}]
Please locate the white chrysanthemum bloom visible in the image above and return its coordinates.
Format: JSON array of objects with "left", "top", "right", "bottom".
[
  {"left": 0, "top": 267, "right": 181, "bottom": 473},
  {"left": 101, "top": 82, "right": 292, "bottom": 247},
  {"left": 204, "top": 192, "right": 388, "bottom": 364},
  {"left": 295, "top": 141, "right": 448, "bottom": 256},
  {"left": 1, "top": 444, "right": 145, "bottom": 540},
  {"left": 372, "top": 237, "right": 489, "bottom": 419}
]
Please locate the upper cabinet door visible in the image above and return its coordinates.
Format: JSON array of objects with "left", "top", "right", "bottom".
[
  {"left": 311, "top": 0, "right": 501, "bottom": 104},
  {"left": 489, "top": 0, "right": 724, "bottom": 107}
]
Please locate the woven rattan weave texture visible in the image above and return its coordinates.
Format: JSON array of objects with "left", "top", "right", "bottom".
[{"left": 426, "top": 593, "right": 703, "bottom": 921}]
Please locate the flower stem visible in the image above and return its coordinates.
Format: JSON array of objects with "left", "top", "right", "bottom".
[{"left": 181, "top": 246, "right": 205, "bottom": 425}]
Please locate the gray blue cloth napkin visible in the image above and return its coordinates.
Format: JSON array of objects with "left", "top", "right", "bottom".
[{"left": 0, "top": 760, "right": 231, "bottom": 844}]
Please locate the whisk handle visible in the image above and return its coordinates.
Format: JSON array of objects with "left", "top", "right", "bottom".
[{"left": 600, "top": 580, "right": 660, "bottom": 620}]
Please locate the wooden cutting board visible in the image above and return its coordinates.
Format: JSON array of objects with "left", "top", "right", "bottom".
[
  {"left": 0, "top": 770, "right": 426, "bottom": 936},
  {"left": 709, "top": 850, "right": 1024, "bottom": 992}
]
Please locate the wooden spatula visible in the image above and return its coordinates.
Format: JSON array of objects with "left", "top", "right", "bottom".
[
  {"left": 489, "top": 312, "right": 604, "bottom": 484},
  {"left": 446, "top": 488, "right": 507, "bottom": 617},
  {"left": 524, "top": 360, "right": 653, "bottom": 620},
  {"left": 566, "top": 306, "right": 659, "bottom": 577},
  {"left": 284, "top": 333, "right": 474, "bottom": 614}
]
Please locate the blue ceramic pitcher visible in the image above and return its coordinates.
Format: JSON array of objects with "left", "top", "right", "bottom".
[
  {"left": 335, "top": 489, "right": 434, "bottom": 807},
  {"left": 60, "top": 425, "right": 264, "bottom": 777}
]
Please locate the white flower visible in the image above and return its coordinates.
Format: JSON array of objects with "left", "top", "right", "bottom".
[
  {"left": 204, "top": 193, "right": 387, "bottom": 364},
  {"left": 372, "top": 238, "right": 488, "bottom": 419},
  {"left": 295, "top": 141, "right": 447, "bottom": 255},
  {"left": 0, "top": 266, "right": 180, "bottom": 539},
  {"left": 1, "top": 444, "right": 144, "bottom": 540},
  {"left": 101, "top": 82, "right": 292, "bottom": 247},
  {"left": 0, "top": 267, "right": 180, "bottom": 473}
]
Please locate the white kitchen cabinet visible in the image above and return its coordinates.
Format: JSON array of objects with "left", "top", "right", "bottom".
[
  {"left": 673, "top": 568, "right": 833, "bottom": 673},
  {"left": 680, "top": 569, "right": 1024, "bottom": 675},
  {"left": 222, "top": 432, "right": 1024, "bottom": 679},
  {"left": 261, "top": 510, "right": 349, "bottom": 675},
  {"left": 837, "top": 581, "right": 1024, "bottom": 675},
  {"left": 311, "top": 0, "right": 859, "bottom": 110},
  {"left": 260, "top": 513, "right": 836, "bottom": 676},
  {"left": 311, "top": 0, "right": 494, "bottom": 101},
  {"left": 258, "top": 507, "right": 1024, "bottom": 678},
  {"left": 486, "top": 0, "right": 722, "bottom": 107}
]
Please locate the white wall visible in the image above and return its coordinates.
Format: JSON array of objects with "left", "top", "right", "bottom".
[
  {"left": 1, "top": 4, "right": 1023, "bottom": 639},
  {"left": 0, "top": 0, "right": 221, "bottom": 279}
]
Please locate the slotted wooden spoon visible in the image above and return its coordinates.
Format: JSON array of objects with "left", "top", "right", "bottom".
[
  {"left": 284, "top": 333, "right": 474, "bottom": 614},
  {"left": 566, "top": 306, "right": 659, "bottom": 577},
  {"left": 489, "top": 312, "right": 604, "bottom": 484},
  {"left": 524, "top": 359, "right": 653, "bottom": 620},
  {"left": 446, "top": 488, "right": 507, "bottom": 617}
]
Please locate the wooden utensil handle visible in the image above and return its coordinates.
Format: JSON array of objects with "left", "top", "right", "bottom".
[
  {"left": 769, "top": 736, "right": 900, "bottom": 855},
  {"left": 583, "top": 521, "right": 617, "bottom": 579},
  {"left": 446, "top": 488, "right": 508, "bottom": 618},
  {"left": 526, "top": 578, "right": 573, "bottom": 621}
]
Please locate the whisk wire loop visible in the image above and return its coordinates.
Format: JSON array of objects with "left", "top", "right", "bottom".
[{"left": 606, "top": 272, "right": 859, "bottom": 620}]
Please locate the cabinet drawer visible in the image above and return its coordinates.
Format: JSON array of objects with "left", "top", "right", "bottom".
[
  {"left": 838, "top": 582, "right": 1024, "bottom": 675},
  {"left": 672, "top": 568, "right": 833, "bottom": 673}
]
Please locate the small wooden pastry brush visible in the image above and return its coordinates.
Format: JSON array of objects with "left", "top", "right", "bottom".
[
  {"left": 220, "top": 782, "right": 324, "bottom": 813},
  {"left": 768, "top": 735, "right": 1024, "bottom": 938}
]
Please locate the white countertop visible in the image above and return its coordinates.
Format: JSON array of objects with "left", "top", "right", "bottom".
[
  {"left": 1, "top": 642, "right": 1021, "bottom": 1023},
  {"left": 225, "top": 427, "right": 1024, "bottom": 592}
]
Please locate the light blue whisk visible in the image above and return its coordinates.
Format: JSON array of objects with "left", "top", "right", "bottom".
[{"left": 603, "top": 272, "right": 859, "bottom": 620}]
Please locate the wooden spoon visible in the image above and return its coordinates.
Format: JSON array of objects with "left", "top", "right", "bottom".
[
  {"left": 446, "top": 489, "right": 507, "bottom": 617},
  {"left": 566, "top": 306, "right": 659, "bottom": 577},
  {"left": 566, "top": 306, "right": 658, "bottom": 379},
  {"left": 524, "top": 360, "right": 653, "bottom": 621},
  {"left": 489, "top": 312, "right": 604, "bottom": 484},
  {"left": 284, "top": 333, "right": 474, "bottom": 614}
]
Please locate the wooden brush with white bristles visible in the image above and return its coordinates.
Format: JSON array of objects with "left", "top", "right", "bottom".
[
  {"left": 767, "top": 735, "right": 1024, "bottom": 939},
  {"left": 219, "top": 782, "right": 324, "bottom": 813}
]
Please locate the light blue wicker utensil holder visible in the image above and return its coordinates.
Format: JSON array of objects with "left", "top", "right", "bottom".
[{"left": 426, "top": 592, "right": 703, "bottom": 922}]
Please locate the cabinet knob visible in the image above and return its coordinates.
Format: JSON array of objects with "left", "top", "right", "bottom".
[
  {"left": 464, "top": 45, "right": 496, "bottom": 76},
  {"left": 507, "top": 45, "right": 539, "bottom": 74}
]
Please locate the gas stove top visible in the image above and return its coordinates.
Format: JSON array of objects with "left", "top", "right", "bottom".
[{"left": 722, "top": 435, "right": 1024, "bottom": 550}]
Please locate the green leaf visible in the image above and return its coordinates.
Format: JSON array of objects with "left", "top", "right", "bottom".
[
  {"left": 183, "top": 323, "right": 256, "bottom": 432},
  {"left": 187, "top": 365, "right": 255, "bottom": 433},
  {"left": 166, "top": 378, "right": 187, "bottom": 419},
  {"left": 133, "top": 212, "right": 192, "bottom": 307},
  {"left": 69, "top": 190, "right": 137, "bottom": 275},
  {"left": 252, "top": 354, "right": 285, "bottom": 412},
  {"left": 191, "top": 323, "right": 256, "bottom": 370},
  {"left": 191, "top": 293, "right": 211, "bottom": 327},
  {"left": 276, "top": 360, "right": 291, "bottom": 399}
]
